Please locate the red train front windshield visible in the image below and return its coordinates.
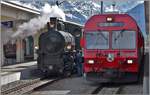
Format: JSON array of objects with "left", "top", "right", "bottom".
[
  {"left": 112, "top": 30, "right": 136, "bottom": 49},
  {"left": 85, "top": 30, "right": 136, "bottom": 50},
  {"left": 86, "top": 31, "right": 109, "bottom": 49}
]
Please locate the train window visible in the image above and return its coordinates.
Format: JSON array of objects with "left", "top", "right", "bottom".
[
  {"left": 112, "top": 30, "right": 136, "bottom": 49},
  {"left": 85, "top": 31, "right": 109, "bottom": 49},
  {"left": 98, "top": 22, "right": 124, "bottom": 27}
]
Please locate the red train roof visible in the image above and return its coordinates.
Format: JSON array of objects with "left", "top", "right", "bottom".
[{"left": 84, "top": 14, "right": 139, "bottom": 32}]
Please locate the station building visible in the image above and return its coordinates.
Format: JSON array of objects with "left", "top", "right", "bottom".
[{"left": 1, "top": 1, "right": 42, "bottom": 66}]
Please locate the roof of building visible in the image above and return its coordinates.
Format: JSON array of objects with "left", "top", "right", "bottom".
[{"left": 1, "top": 0, "right": 41, "bottom": 15}]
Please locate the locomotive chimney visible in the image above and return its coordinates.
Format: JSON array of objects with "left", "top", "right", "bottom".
[{"left": 49, "top": 17, "right": 58, "bottom": 31}]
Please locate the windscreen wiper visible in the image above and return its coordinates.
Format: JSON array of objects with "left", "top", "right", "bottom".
[
  {"left": 98, "top": 31, "right": 108, "bottom": 41},
  {"left": 114, "top": 29, "right": 125, "bottom": 42}
]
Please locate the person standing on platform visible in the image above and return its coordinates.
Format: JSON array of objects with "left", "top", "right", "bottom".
[{"left": 75, "top": 50, "right": 83, "bottom": 77}]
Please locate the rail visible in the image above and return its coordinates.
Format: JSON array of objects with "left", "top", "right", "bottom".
[{"left": 1, "top": 77, "right": 59, "bottom": 95}]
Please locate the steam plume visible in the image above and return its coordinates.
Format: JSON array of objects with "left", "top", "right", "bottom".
[{"left": 12, "top": 3, "right": 66, "bottom": 39}]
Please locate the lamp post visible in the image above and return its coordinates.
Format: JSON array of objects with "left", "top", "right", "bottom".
[
  {"left": 143, "top": 1, "right": 149, "bottom": 95},
  {"left": 101, "top": 1, "right": 103, "bottom": 14}
]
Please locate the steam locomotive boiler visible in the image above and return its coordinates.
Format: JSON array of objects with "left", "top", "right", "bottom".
[{"left": 37, "top": 18, "right": 75, "bottom": 76}]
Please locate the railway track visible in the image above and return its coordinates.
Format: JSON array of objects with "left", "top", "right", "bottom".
[
  {"left": 91, "top": 83, "right": 123, "bottom": 94},
  {"left": 1, "top": 77, "right": 61, "bottom": 95},
  {"left": 25, "top": 76, "right": 142, "bottom": 95},
  {"left": 30, "top": 77, "right": 127, "bottom": 94},
  {"left": 98, "top": 86, "right": 122, "bottom": 94}
]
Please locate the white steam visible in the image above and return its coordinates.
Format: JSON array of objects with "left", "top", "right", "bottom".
[
  {"left": 12, "top": 3, "right": 66, "bottom": 38},
  {"left": 1, "top": 28, "right": 15, "bottom": 44}
]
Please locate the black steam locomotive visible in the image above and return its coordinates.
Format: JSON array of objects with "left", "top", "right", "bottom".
[{"left": 37, "top": 18, "right": 82, "bottom": 76}]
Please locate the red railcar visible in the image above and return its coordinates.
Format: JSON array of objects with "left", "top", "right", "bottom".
[{"left": 80, "top": 14, "right": 144, "bottom": 83}]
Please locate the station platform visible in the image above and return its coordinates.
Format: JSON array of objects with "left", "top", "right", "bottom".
[{"left": 1, "top": 61, "right": 38, "bottom": 85}]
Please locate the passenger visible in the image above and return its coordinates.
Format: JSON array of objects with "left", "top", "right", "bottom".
[{"left": 75, "top": 50, "right": 83, "bottom": 77}]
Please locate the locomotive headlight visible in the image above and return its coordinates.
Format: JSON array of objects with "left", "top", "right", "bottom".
[
  {"left": 49, "top": 65, "right": 53, "bottom": 70},
  {"left": 106, "top": 17, "right": 113, "bottom": 22},
  {"left": 35, "top": 46, "right": 38, "bottom": 49},
  {"left": 88, "top": 60, "right": 94, "bottom": 64},
  {"left": 127, "top": 60, "right": 133, "bottom": 64},
  {"left": 67, "top": 45, "right": 71, "bottom": 50}
]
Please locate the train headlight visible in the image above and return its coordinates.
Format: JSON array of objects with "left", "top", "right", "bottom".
[
  {"left": 88, "top": 60, "right": 94, "bottom": 64},
  {"left": 49, "top": 65, "right": 53, "bottom": 70},
  {"left": 127, "top": 60, "right": 133, "bottom": 64},
  {"left": 106, "top": 17, "right": 113, "bottom": 22},
  {"left": 34, "top": 46, "right": 38, "bottom": 49},
  {"left": 67, "top": 45, "right": 71, "bottom": 50}
]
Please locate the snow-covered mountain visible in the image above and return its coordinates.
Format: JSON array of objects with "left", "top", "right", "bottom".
[
  {"left": 127, "top": 3, "right": 146, "bottom": 37},
  {"left": 72, "top": 1, "right": 101, "bottom": 17},
  {"left": 7, "top": 0, "right": 145, "bottom": 25},
  {"left": 60, "top": 1, "right": 88, "bottom": 24}
]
